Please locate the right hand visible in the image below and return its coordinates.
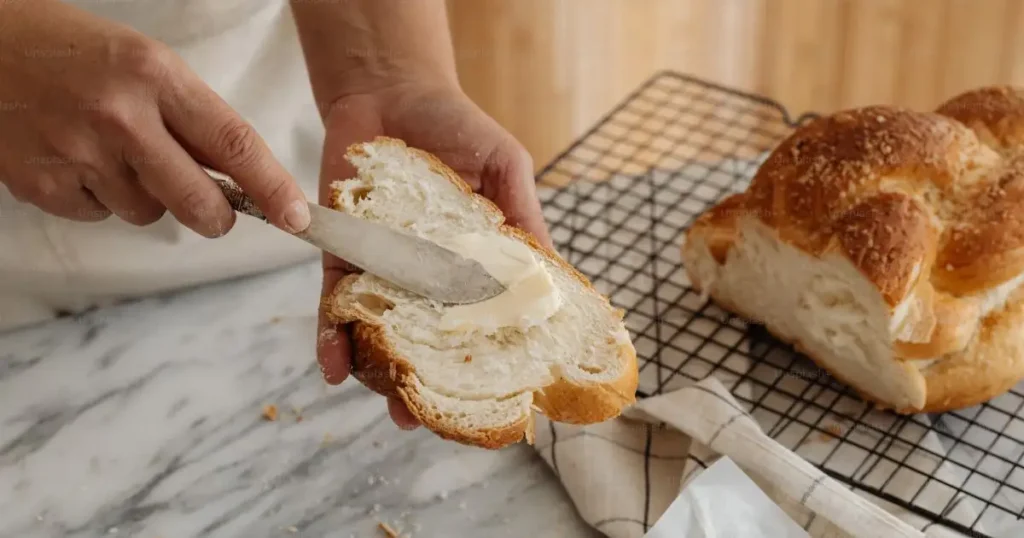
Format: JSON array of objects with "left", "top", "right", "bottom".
[{"left": 0, "top": 0, "right": 310, "bottom": 236}]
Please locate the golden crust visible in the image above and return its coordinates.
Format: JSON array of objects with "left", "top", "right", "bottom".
[
  {"left": 893, "top": 291, "right": 979, "bottom": 360},
  {"left": 685, "top": 85, "right": 1024, "bottom": 414},
  {"left": 936, "top": 86, "right": 1024, "bottom": 149},
  {"left": 906, "top": 285, "right": 1024, "bottom": 413},
  {"left": 326, "top": 137, "right": 637, "bottom": 449},
  {"left": 740, "top": 105, "right": 982, "bottom": 304}
]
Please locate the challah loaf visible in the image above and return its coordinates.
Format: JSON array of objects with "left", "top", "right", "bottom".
[
  {"left": 682, "top": 86, "right": 1024, "bottom": 414},
  {"left": 325, "top": 137, "right": 638, "bottom": 449}
]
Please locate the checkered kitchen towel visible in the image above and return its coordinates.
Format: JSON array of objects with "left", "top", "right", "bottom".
[{"left": 532, "top": 373, "right": 1006, "bottom": 538}]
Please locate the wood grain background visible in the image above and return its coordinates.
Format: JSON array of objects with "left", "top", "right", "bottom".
[{"left": 446, "top": 0, "right": 1024, "bottom": 168}]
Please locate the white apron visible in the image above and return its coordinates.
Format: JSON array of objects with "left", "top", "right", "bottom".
[{"left": 0, "top": 0, "right": 324, "bottom": 331}]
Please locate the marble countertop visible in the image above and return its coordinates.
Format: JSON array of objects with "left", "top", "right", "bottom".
[{"left": 0, "top": 261, "right": 600, "bottom": 538}]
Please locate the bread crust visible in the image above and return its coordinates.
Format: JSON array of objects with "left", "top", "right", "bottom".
[
  {"left": 697, "top": 280, "right": 1024, "bottom": 414},
  {"left": 326, "top": 137, "right": 637, "bottom": 449},
  {"left": 684, "top": 85, "right": 1024, "bottom": 414}
]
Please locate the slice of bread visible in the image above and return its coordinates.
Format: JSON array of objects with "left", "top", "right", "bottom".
[
  {"left": 682, "top": 86, "right": 1024, "bottom": 414},
  {"left": 325, "top": 137, "right": 638, "bottom": 449}
]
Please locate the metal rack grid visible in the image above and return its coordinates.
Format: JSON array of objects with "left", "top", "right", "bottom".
[{"left": 534, "top": 71, "right": 1024, "bottom": 538}]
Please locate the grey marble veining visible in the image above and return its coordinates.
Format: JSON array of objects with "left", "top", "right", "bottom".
[{"left": 0, "top": 261, "right": 599, "bottom": 538}]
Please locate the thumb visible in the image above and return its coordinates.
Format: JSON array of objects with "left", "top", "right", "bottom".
[{"left": 486, "top": 141, "right": 553, "bottom": 250}]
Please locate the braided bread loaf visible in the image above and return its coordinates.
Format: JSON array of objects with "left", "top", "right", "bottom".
[{"left": 682, "top": 86, "right": 1024, "bottom": 414}]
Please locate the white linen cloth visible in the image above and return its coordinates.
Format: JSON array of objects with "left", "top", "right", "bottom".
[{"left": 534, "top": 375, "right": 985, "bottom": 538}]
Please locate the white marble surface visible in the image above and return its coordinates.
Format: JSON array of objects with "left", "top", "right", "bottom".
[{"left": 0, "top": 261, "right": 600, "bottom": 538}]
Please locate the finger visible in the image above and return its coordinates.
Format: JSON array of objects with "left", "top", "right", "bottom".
[
  {"left": 317, "top": 253, "right": 353, "bottom": 385},
  {"left": 159, "top": 80, "right": 310, "bottom": 234},
  {"left": 79, "top": 164, "right": 166, "bottom": 226},
  {"left": 388, "top": 397, "right": 420, "bottom": 430},
  {"left": 314, "top": 102, "right": 380, "bottom": 385},
  {"left": 318, "top": 97, "right": 383, "bottom": 206},
  {"left": 487, "top": 142, "right": 553, "bottom": 249},
  {"left": 127, "top": 125, "right": 236, "bottom": 238},
  {"left": 11, "top": 171, "right": 110, "bottom": 222}
]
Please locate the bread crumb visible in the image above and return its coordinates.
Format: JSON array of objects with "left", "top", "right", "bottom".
[
  {"left": 464, "top": 354, "right": 472, "bottom": 363},
  {"left": 436, "top": 490, "right": 448, "bottom": 500},
  {"left": 368, "top": 476, "right": 376, "bottom": 486},
  {"left": 322, "top": 433, "right": 333, "bottom": 445},
  {"left": 368, "top": 503, "right": 382, "bottom": 514},
  {"left": 285, "top": 526, "right": 298, "bottom": 533},
  {"left": 107, "top": 528, "right": 118, "bottom": 535},
  {"left": 819, "top": 422, "right": 844, "bottom": 441},
  {"left": 378, "top": 521, "right": 400, "bottom": 538},
  {"left": 270, "top": 316, "right": 283, "bottom": 323},
  {"left": 262, "top": 405, "right": 278, "bottom": 421}
]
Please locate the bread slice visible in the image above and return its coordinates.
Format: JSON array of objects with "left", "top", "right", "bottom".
[
  {"left": 324, "top": 137, "right": 638, "bottom": 449},
  {"left": 683, "top": 86, "right": 1024, "bottom": 414}
]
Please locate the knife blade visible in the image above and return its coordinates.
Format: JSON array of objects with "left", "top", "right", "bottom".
[{"left": 210, "top": 174, "right": 508, "bottom": 305}]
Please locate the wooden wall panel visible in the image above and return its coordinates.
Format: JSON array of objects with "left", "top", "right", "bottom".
[
  {"left": 894, "top": 1, "right": 947, "bottom": 108},
  {"left": 446, "top": 0, "right": 1024, "bottom": 169}
]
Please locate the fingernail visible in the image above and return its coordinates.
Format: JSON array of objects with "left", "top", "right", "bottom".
[{"left": 282, "top": 199, "right": 311, "bottom": 233}]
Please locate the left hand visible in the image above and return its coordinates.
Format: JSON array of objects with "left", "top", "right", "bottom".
[{"left": 314, "top": 80, "right": 552, "bottom": 429}]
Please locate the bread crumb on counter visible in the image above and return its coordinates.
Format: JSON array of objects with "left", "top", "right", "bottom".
[
  {"left": 261, "top": 404, "right": 278, "bottom": 421},
  {"left": 377, "top": 521, "right": 400, "bottom": 537},
  {"left": 463, "top": 354, "right": 472, "bottom": 363}
]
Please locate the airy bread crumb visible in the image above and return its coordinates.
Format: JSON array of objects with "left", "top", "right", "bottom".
[{"left": 325, "top": 137, "right": 639, "bottom": 449}]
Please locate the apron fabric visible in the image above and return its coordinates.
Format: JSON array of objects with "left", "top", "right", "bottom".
[{"left": 0, "top": 0, "right": 324, "bottom": 331}]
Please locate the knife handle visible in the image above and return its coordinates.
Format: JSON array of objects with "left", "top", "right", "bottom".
[{"left": 207, "top": 171, "right": 269, "bottom": 223}]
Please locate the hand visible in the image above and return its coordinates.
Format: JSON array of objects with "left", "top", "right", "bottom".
[
  {"left": 0, "top": 1, "right": 309, "bottom": 236},
  {"left": 314, "top": 81, "right": 552, "bottom": 429}
]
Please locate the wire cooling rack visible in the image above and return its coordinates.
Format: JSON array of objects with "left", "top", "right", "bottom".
[{"left": 534, "top": 71, "right": 1024, "bottom": 538}]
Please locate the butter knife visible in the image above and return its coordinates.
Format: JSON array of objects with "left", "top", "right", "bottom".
[{"left": 210, "top": 173, "right": 507, "bottom": 305}]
